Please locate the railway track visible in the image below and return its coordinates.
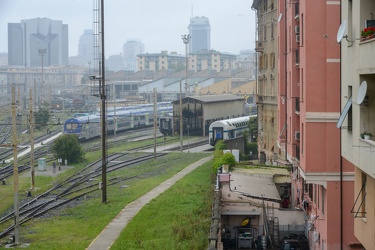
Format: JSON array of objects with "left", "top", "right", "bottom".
[{"left": 0, "top": 152, "right": 167, "bottom": 239}]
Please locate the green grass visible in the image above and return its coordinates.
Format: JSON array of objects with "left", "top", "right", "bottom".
[
  {"left": 110, "top": 160, "right": 213, "bottom": 250},
  {"left": 0, "top": 153, "right": 213, "bottom": 249}
]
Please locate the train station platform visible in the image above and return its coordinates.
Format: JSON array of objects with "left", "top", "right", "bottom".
[{"left": 86, "top": 156, "right": 213, "bottom": 250}]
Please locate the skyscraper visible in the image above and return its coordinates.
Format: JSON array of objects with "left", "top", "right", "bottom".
[
  {"left": 78, "top": 29, "right": 94, "bottom": 68},
  {"left": 123, "top": 40, "right": 144, "bottom": 71},
  {"left": 8, "top": 17, "right": 68, "bottom": 67},
  {"left": 188, "top": 16, "right": 210, "bottom": 53}
]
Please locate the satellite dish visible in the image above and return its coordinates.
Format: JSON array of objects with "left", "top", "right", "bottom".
[
  {"left": 336, "top": 20, "right": 347, "bottom": 43},
  {"left": 357, "top": 81, "right": 368, "bottom": 105},
  {"left": 277, "top": 13, "right": 283, "bottom": 23}
]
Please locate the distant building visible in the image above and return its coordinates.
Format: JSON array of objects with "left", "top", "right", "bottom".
[
  {"left": 236, "top": 50, "right": 257, "bottom": 71},
  {"left": 8, "top": 17, "right": 68, "bottom": 67},
  {"left": 107, "top": 54, "right": 124, "bottom": 72},
  {"left": 78, "top": 29, "right": 95, "bottom": 67},
  {"left": 0, "top": 53, "right": 7, "bottom": 66},
  {"left": 188, "top": 16, "right": 211, "bottom": 53},
  {"left": 137, "top": 51, "right": 185, "bottom": 71},
  {"left": 189, "top": 50, "right": 237, "bottom": 72},
  {"left": 123, "top": 40, "right": 144, "bottom": 71}
]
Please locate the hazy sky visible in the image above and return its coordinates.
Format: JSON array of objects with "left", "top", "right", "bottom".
[{"left": 0, "top": 0, "right": 255, "bottom": 57}]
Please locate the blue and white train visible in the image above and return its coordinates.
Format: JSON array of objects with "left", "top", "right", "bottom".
[
  {"left": 208, "top": 115, "right": 257, "bottom": 146},
  {"left": 63, "top": 102, "right": 172, "bottom": 140}
]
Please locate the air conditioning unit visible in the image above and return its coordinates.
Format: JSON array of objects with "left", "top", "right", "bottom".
[
  {"left": 295, "top": 131, "right": 300, "bottom": 140},
  {"left": 295, "top": 26, "right": 300, "bottom": 34},
  {"left": 296, "top": 35, "right": 300, "bottom": 43}
]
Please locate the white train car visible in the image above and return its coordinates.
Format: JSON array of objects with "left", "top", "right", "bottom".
[{"left": 208, "top": 115, "right": 256, "bottom": 146}]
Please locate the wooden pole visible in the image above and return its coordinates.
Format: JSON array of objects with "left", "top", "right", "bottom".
[
  {"left": 29, "top": 89, "right": 35, "bottom": 190},
  {"left": 12, "top": 86, "right": 20, "bottom": 244}
]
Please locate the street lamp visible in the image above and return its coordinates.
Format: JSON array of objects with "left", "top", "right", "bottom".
[
  {"left": 181, "top": 34, "right": 190, "bottom": 96},
  {"left": 180, "top": 34, "right": 190, "bottom": 152}
]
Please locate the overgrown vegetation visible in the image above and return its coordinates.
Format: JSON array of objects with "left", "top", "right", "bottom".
[
  {"left": 50, "top": 134, "right": 86, "bottom": 164},
  {"left": 212, "top": 140, "right": 236, "bottom": 172}
]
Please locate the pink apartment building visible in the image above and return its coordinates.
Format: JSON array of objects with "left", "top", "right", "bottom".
[{"left": 277, "top": 0, "right": 358, "bottom": 249}]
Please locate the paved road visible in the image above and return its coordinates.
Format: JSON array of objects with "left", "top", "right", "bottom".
[{"left": 86, "top": 155, "right": 213, "bottom": 250}]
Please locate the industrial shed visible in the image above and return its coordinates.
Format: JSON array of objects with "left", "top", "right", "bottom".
[{"left": 172, "top": 94, "right": 247, "bottom": 136}]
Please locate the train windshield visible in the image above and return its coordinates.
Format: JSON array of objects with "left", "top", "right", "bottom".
[{"left": 66, "top": 123, "right": 78, "bottom": 130}]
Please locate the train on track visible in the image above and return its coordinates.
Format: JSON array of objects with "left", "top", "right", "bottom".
[
  {"left": 159, "top": 102, "right": 257, "bottom": 136},
  {"left": 208, "top": 115, "right": 257, "bottom": 146},
  {"left": 63, "top": 102, "right": 172, "bottom": 140}
]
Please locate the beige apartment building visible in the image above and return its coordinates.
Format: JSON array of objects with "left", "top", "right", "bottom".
[
  {"left": 252, "top": 0, "right": 281, "bottom": 165},
  {"left": 339, "top": 1, "right": 375, "bottom": 249},
  {"left": 137, "top": 51, "right": 185, "bottom": 71},
  {"left": 188, "top": 50, "right": 237, "bottom": 72}
]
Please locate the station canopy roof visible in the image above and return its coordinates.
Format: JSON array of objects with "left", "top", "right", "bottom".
[{"left": 172, "top": 94, "right": 244, "bottom": 104}]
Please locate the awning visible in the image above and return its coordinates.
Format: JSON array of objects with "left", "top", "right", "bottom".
[{"left": 336, "top": 97, "right": 352, "bottom": 128}]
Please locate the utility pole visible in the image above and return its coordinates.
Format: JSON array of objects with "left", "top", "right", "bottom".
[
  {"left": 39, "top": 48, "right": 46, "bottom": 105},
  {"left": 179, "top": 80, "right": 183, "bottom": 152},
  {"left": 153, "top": 88, "right": 157, "bottom": 159},
  {"left": 100, "top": 0, "right": 107, "bottom": 204},
  {"left": 29, "top": 89, "right": 35, "bottom": 190},
  {"left": 12, "top": 86, "right": 20, "bottom": 245}
]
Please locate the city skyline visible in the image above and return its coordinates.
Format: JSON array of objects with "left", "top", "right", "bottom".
[{"left": 0, "top": 0, "right": 255, "bottom": 57}]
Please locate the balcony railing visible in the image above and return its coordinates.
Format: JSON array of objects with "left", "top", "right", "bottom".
[{"left": 255, "top": 41, "right": 264, "bottom": 52}]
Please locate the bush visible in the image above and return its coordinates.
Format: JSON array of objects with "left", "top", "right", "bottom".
[
  {"left": 51, "top": 134, "right": 85, "bottom": 163},
  {"left": 212, "top": 151, "right": 236, "bottom": 172}
]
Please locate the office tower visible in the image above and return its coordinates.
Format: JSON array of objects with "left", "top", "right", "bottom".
[
  {"left": 123, "top": 40, "right": 144, "bottom": 71},
  {"left": 78, "top": 29, "right": 95, "bottom": 67},
  {"left": 8, "top": 17, "right": 68, "bottom": 66},
  {"left": 188, "top": 16, "right": 210, "bottom": 53}
]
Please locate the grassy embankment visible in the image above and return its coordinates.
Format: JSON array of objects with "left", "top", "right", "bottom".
[{"left": 0, "top": 137, "right": 214, "bottom": 250}]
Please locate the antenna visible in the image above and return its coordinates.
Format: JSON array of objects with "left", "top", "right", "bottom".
[
  {"left": 357, "top": 81, "right": 368, "bottom": 105},
  {"left": 277, "top": 13, "right": 283, "bottom": 23},
  {"left": 336, "top": 20, "right": 353, "bottom": 43}
]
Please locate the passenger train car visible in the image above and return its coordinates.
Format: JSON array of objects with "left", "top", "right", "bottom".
[
  {"left": 208, "top": 115, "right": 257, "bottom": 146},
  {"left": 159, "top": 102, "right": 257, "bottom": 136},
  {"left": 63, "top": 102, "right": 172, "bottom": 140}
]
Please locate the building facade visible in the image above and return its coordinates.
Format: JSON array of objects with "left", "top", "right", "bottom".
[
  {"left": 188, "top": 50, "right": 237, "bottom": 72},
  {"left": 252, "top": 0, "right": 280, "bottom": 165},
  {"left": 8, "top": 17, "right": 69, "bottom": 67},
  {"left": 340, "top": 1, "right": 375, "bottom": 249},
  {"left": 277, "top": 0, "right": 357, "bottom": 249},
  {"left": 123, "top": 40, "right": 144, "bottom": 71},
  {"left": 188, "top": 16, "right": 211, "bottom": 53},
  {"left": 78, "top": 29, "right": 95, "bottom": 68},
  {"left": 137, "top": 51, "right": 185, "bottom": 71}
]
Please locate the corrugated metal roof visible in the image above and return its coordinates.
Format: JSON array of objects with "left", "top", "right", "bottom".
[{"left": 172, "top": 94, "right": 244, "bottom": 104}]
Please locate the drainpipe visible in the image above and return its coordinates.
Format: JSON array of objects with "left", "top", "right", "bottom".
[
  {"left": 339, "top": 0, "right": 343, "bottom": 248},
  {"left": 284, "top": 0, "right": 288, "bottom": 163}
]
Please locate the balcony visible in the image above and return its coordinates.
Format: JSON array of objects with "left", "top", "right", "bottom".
[{"left": 255, "top": 41, "right": 264, "bottom": 52}]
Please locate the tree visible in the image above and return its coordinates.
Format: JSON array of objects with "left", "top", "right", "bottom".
[
  {"left": 247, "top": 116, "right": 258, "bottom": 139},
  {"left": 51, "top": 134, "right": 85, "bottom": 164},
  {"left": 34, "top": 106, "right": 50, "bottom": 129}
]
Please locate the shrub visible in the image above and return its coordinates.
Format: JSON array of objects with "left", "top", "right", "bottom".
[{"left": 51, "top": 134, "right": 85, "bottom": 163}]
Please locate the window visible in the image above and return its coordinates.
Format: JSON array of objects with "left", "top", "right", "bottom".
[
  {"left": 361, "top": 172, "right": 366, "bottom": 217},
  {"left": 264, "top": 25, "right": 267, "bottom": 41},
  {"left": 263, "top": 54, "right": 268, "bottom": 69},
  {"left": 348, "top": 86, "right": 352, "bottom": 131},
  {"left": 270, "top": 53, "right": 275, "bottom": 68}
]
